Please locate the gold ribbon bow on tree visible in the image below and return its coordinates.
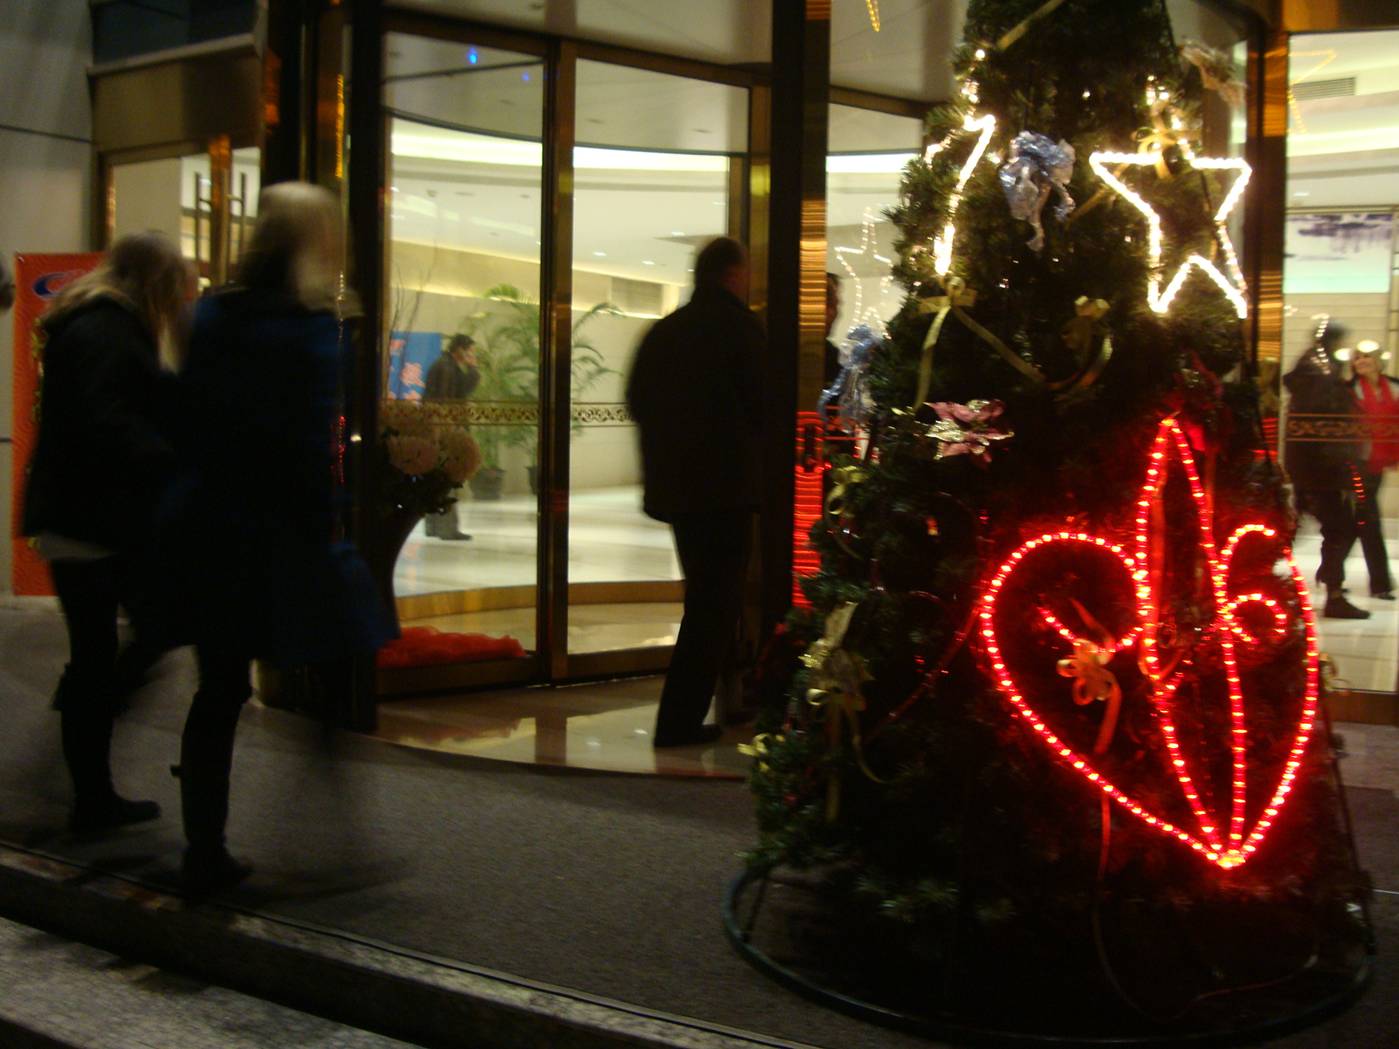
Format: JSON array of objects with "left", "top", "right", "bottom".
[
  {"left": 825, "top": 464, "right": 868, "bottom": 519},
  {"left": 1054, "top": 600, "right": 1123, "bottom": 756},
  {"left": 914, "top": 277, "right": 978, "bottom": 407},
  {"left": 738, "top": 732, "right": 782, "bottom": 773},
  {"left": 1061, "top": 296, "right": 1109, "bottom": 361},
  {"left": 1135, "top": 88, "right": 1200, "bottom": 178},
  {"left": 803, "top": 601, "right": 884, "bottom": 820}
]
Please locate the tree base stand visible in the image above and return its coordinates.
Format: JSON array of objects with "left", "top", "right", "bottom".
[{"left": 724, "top": 866, "right": 1372, "bottom": 1046}]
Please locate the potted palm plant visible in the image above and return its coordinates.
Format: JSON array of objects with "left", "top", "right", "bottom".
[{"left": 462, "top": 284, "right": 621, "bottom": 498}]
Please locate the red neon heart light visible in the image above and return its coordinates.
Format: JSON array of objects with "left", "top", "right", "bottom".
[{"left": 978, "top": 417, "right": 1320, "bottom": 870}]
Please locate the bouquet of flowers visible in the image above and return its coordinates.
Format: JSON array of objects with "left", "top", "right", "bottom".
[{"left": 378, "top": 399, "right": 482, "bottom": 519}]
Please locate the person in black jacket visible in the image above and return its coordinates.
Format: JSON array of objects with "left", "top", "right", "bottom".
[
  {"left": 626, "top": 237, "right": 763, "bottom": 747},
  {"left": 169, "top": 182, "right": 395, "bottom": 894},
  {"left": 1284, "top": 317, "right": 1369, "bottom": 619},
  {"left": 422, "top": 333, "right": 480, "bottom": 540},
  {"left": 21, "top": 232, "right": 190, "bottom": 831}
]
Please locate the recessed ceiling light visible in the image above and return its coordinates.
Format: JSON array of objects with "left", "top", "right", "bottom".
[
  {"left": 1293, "top": 191, "right": 1311, "bottom": 197},
  {"left": 593, "top": 251, "right": 607, "bottom": 257},
  {"left": 642, "top": 260, "right": 655, "bottom": 266},
  {"left": 671, "top": 230, "right": 685, "bottom": 236}
]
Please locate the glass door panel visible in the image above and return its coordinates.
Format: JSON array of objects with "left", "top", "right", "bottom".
[
  {"left": 381, "top": 32, "right": 545, "bottom": 671},
  {"left": 565, "top": 60, "right": 748, "bottom": 657},
  {"left": 1282, "top": 29, "right": 1399, "bottom": 697}
]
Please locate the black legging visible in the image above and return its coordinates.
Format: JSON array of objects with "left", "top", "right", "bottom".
[
  {"left": 50, "top": 558, "right": 125, "bottom": 806},
  {"left": 179, "top": 644, "right": 252, "bottom": 854}
]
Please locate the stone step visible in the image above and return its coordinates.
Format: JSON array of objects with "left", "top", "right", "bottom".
[{"left": 0, "top": 843, "right": 815, "bottom": 1049}]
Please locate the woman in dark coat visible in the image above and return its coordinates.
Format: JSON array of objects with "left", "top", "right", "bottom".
[
  {"left": 172, "top": 182, "right": 394, "bottom": 892},
  {"left": 21, "top": 232, "right": 189, "bottom": 831}
]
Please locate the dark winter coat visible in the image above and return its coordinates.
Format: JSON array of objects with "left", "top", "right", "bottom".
[
  {"left": 22, "top": 296, "right": 174, "bottom": 550},
  {"left": 424, "top": 352, "right": 480, "bottom": 402},
  {"left": 1283, "top": 349, "right": 1361, "bottom": 490},
  {"left": 625, "top": 285, "right": 763, "bottom": 521},
  {"left": 162, "top": 289, "right": 394, "bottom": 665}
]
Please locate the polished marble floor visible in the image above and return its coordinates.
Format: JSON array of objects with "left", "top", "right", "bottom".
[
  {"left": 1294, "top": 514, "right": 1399, "bottom": 693},
  {"left": 393, "top": 485, "right": 679, "bottom": 597},
  {"left": 374, "top": 675, "right": 750, "bottom": 779},
  {"left": 371, "top": 672, "right": 1397, "bottom": 788},
  {"left": 411, "top": 602, "right": 682, "bottom": 656}
]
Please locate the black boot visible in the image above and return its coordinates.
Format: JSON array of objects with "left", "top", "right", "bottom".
[{"left": 61, "top": 704, "right": 160, "bottom": 833}]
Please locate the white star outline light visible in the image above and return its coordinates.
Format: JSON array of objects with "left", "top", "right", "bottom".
[
  {"left": 834, "top": 208, "right": 896, "bottom": 336},
  {"left": 1088, "top": 96, "right": 1251, "bottom": 319}
]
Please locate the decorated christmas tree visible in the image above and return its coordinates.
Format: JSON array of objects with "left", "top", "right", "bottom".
[{"left": 738, "top": 0, "right": 1371, "bottom": 1036}]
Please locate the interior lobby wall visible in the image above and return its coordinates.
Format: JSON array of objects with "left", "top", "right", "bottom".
[{"left": 0, "top": 1, "right": 93, "bottom": 594}]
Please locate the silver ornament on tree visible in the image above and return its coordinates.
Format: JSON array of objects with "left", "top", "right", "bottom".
[{"left": 997, "top": 131, "right": 1076, "bottom": 252}]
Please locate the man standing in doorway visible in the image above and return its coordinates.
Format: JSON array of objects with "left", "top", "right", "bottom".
[
  {"left": 424, "top": 333, "right": 480, "bottom": 541},
  {"left": 627, "top": 237, "right": 763, "bottom": 748}
]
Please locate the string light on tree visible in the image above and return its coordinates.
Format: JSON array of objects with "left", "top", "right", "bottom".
[
  {"left": 925, "top": 111, "right": 998, "bottom": 275},
  {"left": 978, "top": 418, "right": 1320, "bottom": 870}
]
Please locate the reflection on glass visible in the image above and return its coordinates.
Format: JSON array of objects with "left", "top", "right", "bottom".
[
  {"left": 566, "top": 61, "right": 747, "bottom": 655},
  {"left": 381, "top": 34, "right": 544, "bottom": 666},
  {"left": 824, "top": 106, "right": 921, "bottom": 396},
  {"left": 1282, "top": 29, "right": 1399, "bottom": 694}
]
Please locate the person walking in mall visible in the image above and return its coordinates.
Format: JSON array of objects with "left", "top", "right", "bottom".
[
  {"left": 626, "top": 236, "right": 763, "bottom": 747},
  {"left": 1284, "top": 317, "right": 1370, "bottom": 619},
  {"left": 422, "top": 332, "right": 480, "bottom": 540},
  {"left": 169, "top": 182, "right": 395, "bottom": 893},
  {"left": 21, "top": 232, "right": 190, "bottom": 832},
  {"left": 1345, "top": 339, "right": 1399, "bottom": 600}
]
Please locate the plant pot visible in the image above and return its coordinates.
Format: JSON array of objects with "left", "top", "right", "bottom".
[
  {"left": 368, "top": 507, "right": 422, "bottom": 623},
  {"left": 469, "top": 465, "right": 506, "bottom": 501}
]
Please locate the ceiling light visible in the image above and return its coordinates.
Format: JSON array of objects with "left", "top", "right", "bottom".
[
  {"left": 642, "top": 260, "right": 655, "bottom": 266},
  {"left": 593, "top": 251, "right": 606, "bottom": 257},
  {"left": 671, "top": 230, "right": 685, "bottom": 236}
]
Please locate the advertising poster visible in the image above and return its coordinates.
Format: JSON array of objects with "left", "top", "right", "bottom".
[
  {"left": 386, "top": 330, "right": 441, "bottom": 401},
  {"left": 1284, "top": 211, "right": 1395, "bottom": 294},
  {"left": 10, "top": 253, "right": 102, "bottom": 595}
]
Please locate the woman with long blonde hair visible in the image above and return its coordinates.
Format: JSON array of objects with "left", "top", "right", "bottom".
[
  {"left": 22, "top": 231, "right": 190, "bottom": 832},
  {"left": 171, "top": 182, "right": 393, "bottom": 893}
]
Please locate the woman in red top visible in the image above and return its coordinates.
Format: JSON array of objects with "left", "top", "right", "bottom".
[{"left": 1347, "top": 340, "right": 1399, "bottom": 599}]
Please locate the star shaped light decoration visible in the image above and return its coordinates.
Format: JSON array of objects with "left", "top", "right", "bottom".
[
  {"left": 834, "top": 208, "right": 896, "bottom": 335},
  {"left": 1088, "top": 87, "right": 1252, "bottom": 319}
]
